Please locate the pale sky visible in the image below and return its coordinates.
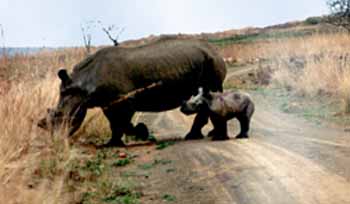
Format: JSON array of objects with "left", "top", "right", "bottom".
[{"left": 0, "top": 0, "right": 328, "bottom": 47}]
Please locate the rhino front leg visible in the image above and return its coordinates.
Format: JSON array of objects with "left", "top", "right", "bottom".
[
  {"left": 102, "top": 105, "right": 135, "bottom": 147},
  {"left": 185, "top": 110, "right": 209, "bottom": 140}
]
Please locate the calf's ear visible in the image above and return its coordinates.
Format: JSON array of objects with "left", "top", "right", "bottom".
[{"left": 58, "top": 69, "right": 72, "bottom": 87}]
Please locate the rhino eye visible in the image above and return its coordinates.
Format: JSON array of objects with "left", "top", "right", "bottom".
[{"left": 61, "top": 87, "right": 83, "bottom": 97}]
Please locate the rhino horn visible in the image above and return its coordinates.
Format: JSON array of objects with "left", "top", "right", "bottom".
[
  {"left": 198, "top": 87, "right": 204, "bottom": 95},
  {"left": 58, "top": 69, "right": 72, "bottom": 87}
]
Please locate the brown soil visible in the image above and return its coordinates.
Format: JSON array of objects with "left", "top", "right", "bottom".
[{"left": 120, "top": 67, "right": 350, "bottom": 204}]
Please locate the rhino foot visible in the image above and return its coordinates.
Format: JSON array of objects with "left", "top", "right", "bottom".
[
  {"left": 211, "top": 135, "right": 230, "bottom": 141},
  {"left": 185, "top": 132, "right": 204, "bottom": 140},
  {"left": 235, "top": 133, "right": 249, "bottom": 139},
  {"left": 207, "top": 129, "right": 217, "bottom": 137},
  {"left": 102, "top": 139, "right": 126, "bottom": 148}
]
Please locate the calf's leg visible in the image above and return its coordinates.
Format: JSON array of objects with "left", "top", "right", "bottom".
[
  {"left": 209, "top": 114, "right": 229, "bottom": 141},
  {"left": 236, "top": 115, "right": 250, "bottom": 139},
  {"left": 236, "top": 102, "right": 254, "bottom": 139}
]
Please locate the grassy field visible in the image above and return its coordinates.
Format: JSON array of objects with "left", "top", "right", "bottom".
[
  {"left": 0, "top": 23, "right": 349, "bottom": 203},
  {"left": 208, "top": 27, "right": 315, "bottom": 46},
  {"left": 222, "top": 32, "right": 350, "bottom": 112}
]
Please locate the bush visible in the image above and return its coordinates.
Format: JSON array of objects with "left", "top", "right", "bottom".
[{"left": 305, "top": 17, "right": 322, "bottom": 25}]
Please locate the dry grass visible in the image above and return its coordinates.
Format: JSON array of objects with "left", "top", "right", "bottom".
[
  {"left": 0, "top": 75, "right": 67, "bottom": 204},
  {"left": 1, "top": 31, "right": 350, "bottom": 204},
  {"left": 0, "top": 49, "right": 105, "bottom": 204},
  {"left": 223, "top": 33, "right": 350, "bottom": 112}
]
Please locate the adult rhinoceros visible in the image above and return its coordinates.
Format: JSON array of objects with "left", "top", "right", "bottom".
[{"left": 38, "top": 38, "right": 227, "bottom": 146}]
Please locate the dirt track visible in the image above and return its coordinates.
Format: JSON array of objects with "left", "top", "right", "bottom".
[{"left": 135, "top": 84, "right": 350, "bottom": 204}]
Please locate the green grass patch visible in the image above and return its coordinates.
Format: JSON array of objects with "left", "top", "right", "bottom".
[
  {"left": 79, "top": 180, "right": 141, "bottom": 204},
  {"left": 162, "top": 194, "right": 176, "bottom": 202},
  {"left": 138, "top": 159, "right": 172, "bottom": 170},
  {"left": 208, "top": 29, "right": 314, "bottom": 46},
  {"left": 113, "top": 158, "right": 132, "bottom": 167},
  {"left": 156, "top": 141, "right": 175, "bottom": 150},
  {"left": 64, "top": 148, "right": 142, "bottom": 204}
]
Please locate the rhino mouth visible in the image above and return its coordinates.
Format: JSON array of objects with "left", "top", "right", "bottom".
[
  {"left": 68, "top": 104, "right": 87, "bottom": 135},
  {"left": 37, "top": 105, "right": 86, "bottom": 136}
]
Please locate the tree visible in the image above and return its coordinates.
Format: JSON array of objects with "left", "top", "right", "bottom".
[
  {"left": 80, "top": 20, "right": 124, "bottom": 55},
  {"left": 327, "top": 0, "right": 350, "bottom": 31},
  {"left": 98, "top": 21, "right": 124, "bottom": 46},
  {"left": 81, "top": 23, "right": 92, "bottom": 55},
  {"left": 0, "top": 24, "right": 6, "bottom": 56}
]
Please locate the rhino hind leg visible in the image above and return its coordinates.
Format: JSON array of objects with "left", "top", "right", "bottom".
[
  {"left": 207, "top": 129, "right": 216, "bottom": 137},
  {"left": 102, "top": 105, "right": 135, "bottom": 147},
  {"left": 122, "top": 122, "right": 149, "bottom": 141},
  {"left": 134, "top": 123, "right": 149, "bottom": 141},
  {"left": 185, "top": 110, "right": 208, "bottom": 140}
]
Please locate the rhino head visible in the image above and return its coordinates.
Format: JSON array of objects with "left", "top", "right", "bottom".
[{"left": 38, "top": 69, "right": 87, "bottom": 135}]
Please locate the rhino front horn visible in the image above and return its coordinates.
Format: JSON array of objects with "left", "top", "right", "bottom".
[{"left": 58, "top": 69, "right": 72, "bottom": 87}]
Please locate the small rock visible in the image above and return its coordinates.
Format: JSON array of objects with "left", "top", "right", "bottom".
[{"left": 118, "top": 152, "right": 127, "bottom": 158}]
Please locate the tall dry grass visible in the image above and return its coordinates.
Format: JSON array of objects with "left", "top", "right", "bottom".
[
  {"left": 0, "top": 75, "right": 69, "bottom": 204},
  {"left": 223, "top": 33, "right": 350, "bottom": 112},
  {"left": 0, "top": 48, "right": 105, "bottom": 204}
]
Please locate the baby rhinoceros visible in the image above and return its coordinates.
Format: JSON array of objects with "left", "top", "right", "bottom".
[{"left": 180, "top": 88, "right": 255, "bottom": 139}]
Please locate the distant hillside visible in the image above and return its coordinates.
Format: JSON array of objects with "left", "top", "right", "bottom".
[
  {"left": 121, "top": 16, "right": 340, "bottom": 47},
  {"left": 0, "top": 47, "right": 56, "bottom": 56}
]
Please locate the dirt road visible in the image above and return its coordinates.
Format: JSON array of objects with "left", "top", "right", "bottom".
[{"left": 135, "top": 88, "right": 350, "bottom": 204}]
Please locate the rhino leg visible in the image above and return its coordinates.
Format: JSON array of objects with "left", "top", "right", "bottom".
[
  {"left": 185, "top": 110, "right": 208, "bottom": 140},
  {"left": 102, "top": 105, "right": 135, "bottom": 147},
  {"left": 123, "top": 122, "right": 149, "bottom": 141},
  {"left": 207, "top": 84, "right": 224, "bottom": 138},
  {"left": 209, "top": 114, "right": 229, "bottom": 141},
  {"left": 235, "top": 115, "right": 250, "bottom": 139},
  {"left": 134, "top": 123, "right": 149, "bottom": 141},
  {"left": 207, "top": 129, "right": 216, "bottom": 137},
  {"left": 236, "top": 102, "right": 254, "bottom": 139}
]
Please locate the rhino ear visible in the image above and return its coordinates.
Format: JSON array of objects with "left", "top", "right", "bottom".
[{"left": 58, "top": 69, "right": 72, "bottom": 87}]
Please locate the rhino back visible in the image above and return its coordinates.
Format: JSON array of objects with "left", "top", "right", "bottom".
[{"left": 70, "top": 39, "right": 226, "bottom": 110}]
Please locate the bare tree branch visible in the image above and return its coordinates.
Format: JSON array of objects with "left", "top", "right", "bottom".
[
  {"left": 99, "top": 22, "right": 125, "bottom": 46},
  {"left": 81, "top": 23, "right": 92, "bottom": 55},
  {"left": 0, "top": 24, "right": 6, "bottom": 56}
]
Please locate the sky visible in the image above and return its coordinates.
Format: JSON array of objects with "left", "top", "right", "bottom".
[{"left": 0, "top": 0, "right": 328, "bottom": 47}]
